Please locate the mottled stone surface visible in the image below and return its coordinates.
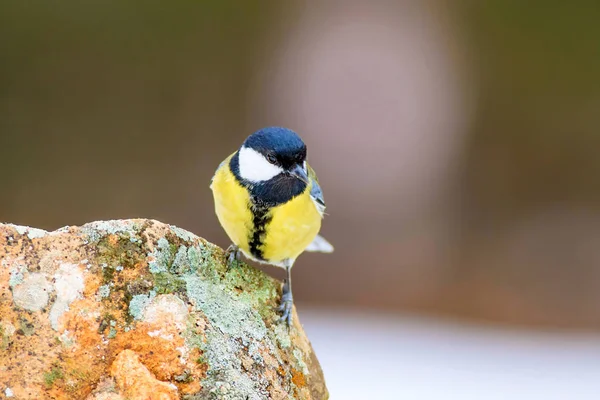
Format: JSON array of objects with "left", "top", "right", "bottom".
[{"left": 0, "top": 220, "right": 328, "bottom": 399}]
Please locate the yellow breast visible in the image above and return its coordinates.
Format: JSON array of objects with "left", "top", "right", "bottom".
[
  {"left": 261, "top": 190, "right": 322, "bottom": 263},
  {"left": 210, "top": 155, "right": 322, "bottom": 265},
  {"left": 210, "top": 155, "right": 254, "bottom": 255}
]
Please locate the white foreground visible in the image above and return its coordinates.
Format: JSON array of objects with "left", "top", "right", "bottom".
[{"left": 301, "top": 308, "right": 600, "bottom": 400}]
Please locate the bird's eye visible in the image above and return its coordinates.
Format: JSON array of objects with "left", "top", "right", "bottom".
[{"left": 266, "top": 154, "right": 277, "bottom": 164}]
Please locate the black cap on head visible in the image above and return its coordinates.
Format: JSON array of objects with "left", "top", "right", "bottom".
[{"left": 243, "top": 127, "right": 307, "bottom": 169}]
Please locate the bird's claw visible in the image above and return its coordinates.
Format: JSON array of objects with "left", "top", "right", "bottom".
[
  {"left": 225, "top": 245, "right": 241, "bottom": 269},
  {"left": 278, "top": 300, "right": 293, "bottom": 326},
  {"left": 278, "top": 279, "right": 294, "bottom": 326}
]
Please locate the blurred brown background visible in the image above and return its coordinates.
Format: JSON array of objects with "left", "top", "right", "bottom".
[{"left": 2, "top": 0, "right": 600, "bottom": 331}]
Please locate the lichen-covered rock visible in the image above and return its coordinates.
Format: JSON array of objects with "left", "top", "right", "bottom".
[{"left": 0, "top": 220, "right": 328, "bottom": 400}]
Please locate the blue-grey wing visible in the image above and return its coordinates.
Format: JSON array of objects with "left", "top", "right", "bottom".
[
  {"left": 305, "top": 165, "right": 333, "bottom": 252},
  {"left": 310, "top": 178, "right": 326, "bottom": 216},
  {"left": 210, "top": 153, "right": 234, "bottom": 187}
]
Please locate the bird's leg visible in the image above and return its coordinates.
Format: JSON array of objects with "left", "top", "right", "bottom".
[
  {"left": 278, "top": 263, "right": 294, "bottom": 326},
  {"left": 225, "top": 244, "right": 241, "bottom": 269}
]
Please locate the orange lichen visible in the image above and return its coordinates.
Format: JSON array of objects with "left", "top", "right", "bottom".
[
  {"left": 58, "top": 298, "right": 109, "bottom": 397},
  {"left": 82, "top": 273, "right": 103, "bottom": 298},
  {"left": 107, "top": 295, "right": 206, "bottom": 394},
  {"left": 110, "top": 350, "right": 178, "bottom": 400},
  {"left": 291, "top": 369, "right": 307, "bottom": 387},
  {"left": 277, "top": 365, "right": 286, "bottom": 377}
]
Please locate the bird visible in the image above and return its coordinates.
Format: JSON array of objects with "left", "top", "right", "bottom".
[{"left": 210, "top": 126, "right": 333, "bottom": 325}]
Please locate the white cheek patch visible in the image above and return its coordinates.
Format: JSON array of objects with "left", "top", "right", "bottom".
[{"left": 238, "top": 146, "right": 283, "bottom": 182}]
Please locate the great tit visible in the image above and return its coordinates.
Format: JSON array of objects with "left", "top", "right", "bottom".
[{"left": 210, "top": 126, "right": 333, "bottom": 325}]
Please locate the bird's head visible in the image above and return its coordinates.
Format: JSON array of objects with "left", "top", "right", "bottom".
[{"left": 237, "top": 127, "right": 309, "bottom": 184}]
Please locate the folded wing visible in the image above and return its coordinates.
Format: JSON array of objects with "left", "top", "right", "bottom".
[{"left": 307, "top": 164, "right": 326, "bottom": 216}]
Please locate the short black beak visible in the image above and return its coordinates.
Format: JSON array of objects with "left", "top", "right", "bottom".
[{"left": 289, "top": 164, "right": 309, "bottom": 184}]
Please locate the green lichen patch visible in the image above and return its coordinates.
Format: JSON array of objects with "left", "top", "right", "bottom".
[
  {"left": 80, "top": 220, "right": 144, "bottom": 244},
  {"left": 182, "top": 275, "right": 278, "bottom": 399},
  {"left": 96, "top": 233, "right": 147, "bottom": 275},
  {"left": 148, "top": 237, "right": 173, "bottom": 273},
  {"left": 186, "top": 245, "right": 202, "bottom": 272},
  {"left": 97, "top": 284, "right": 111, "bottom": 299},
  {"left": 194, "top": 247, "right": 223, "bottom": 284},
  {"left": 149, "top": 240, "right": 195, "bottom": 276},
  {"left": 101, "top": 264, "right": 116, "bottom": 283},
  {"left": 185, "top": 275, "right": 267, "bottom": 340},
  {"left": 88, "top": 227, "right": 154, "bottom": 328},
  {"left": 98, "top": 313, "right": 116, "bottom": 334},
  {"left": 171, "top": 245, "right": 190, "bottom": 274},
  {"left": 159, "top": 231, "right": 224, "bottom": 278},
  {"left": 223, "top": 264, "right": 279, "bottom": 321},
  {"left": 144, "top": 238, "right": 223, "bottom": 302},
  {"left": 272, "top": 323, "right": 292, "bottom": 349},
  {"left": 128, "top": 292, "right": 156, "bottom": 321},
  {"left": 293, "top": 349, "right": 309, "bottom": 375},
  {"left": 107, "top": 327, "right": 117, "bottom": 339},
  {"left": 43, "top": 366, "right": 64, "bottom": 388},
  {"left": 170, "top": 225, "right": 197, "bottom": 242},
  {"left": 193, "top": 330, "right": 270, "bottom": 400},
  {"left": 183, "top": 313, "right": 209, "bottom": 362},
  {"left": 152, "top": 272, "right": 186, "bottom": 295}
]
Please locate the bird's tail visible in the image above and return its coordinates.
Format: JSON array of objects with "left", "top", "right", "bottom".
[{"left": 305, "top": 234, "right": 334, "bottom": 253}]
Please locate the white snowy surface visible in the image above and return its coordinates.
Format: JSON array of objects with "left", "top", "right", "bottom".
[{"left": 300, "top": 308, "right": 600, "bottom": 400}]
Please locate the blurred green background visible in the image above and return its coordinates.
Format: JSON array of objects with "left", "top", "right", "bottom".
[{"left": 2, "top": 0, "right": 600, "bottom": 332}]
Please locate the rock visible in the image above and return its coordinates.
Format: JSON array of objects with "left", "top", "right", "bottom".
[{"left": 0, "top": 220, "right": 328, "bottom": 400}]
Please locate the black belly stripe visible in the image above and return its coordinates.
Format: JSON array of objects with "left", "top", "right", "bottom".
[{"left": 249, "top": 204, "right": 271, "bottom": 260}]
